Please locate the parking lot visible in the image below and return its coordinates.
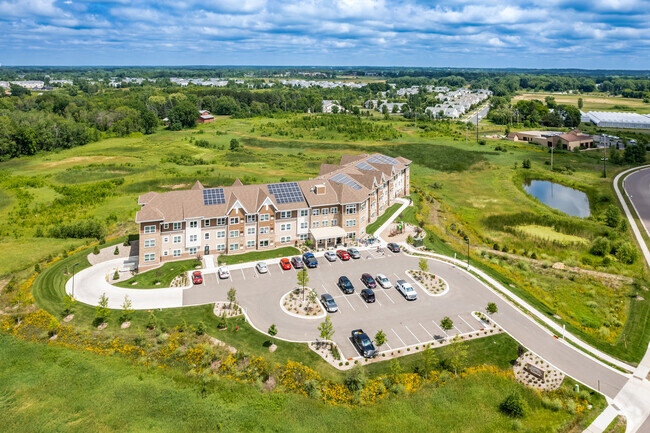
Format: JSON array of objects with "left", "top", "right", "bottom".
[{"left": 183, "top": 248, "right": 496, "bottom": 359}]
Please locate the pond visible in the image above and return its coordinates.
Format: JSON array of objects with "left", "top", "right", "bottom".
[{"left": 523, "top": 180, "right": 591, "bottom": 218}]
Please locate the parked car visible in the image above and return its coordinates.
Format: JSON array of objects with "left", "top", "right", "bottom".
[
  {"left": 302, "top": 252, "right": 318, "bottom": 268},
  {"left": 387, "top": 243, "right": 400, "bottom": 253},
  {"left": 360, "top": 288, "right": 376, "bottom": 303},
  {"left": 351, "top": 329, "right": 377, "bottom": 358},
  {"left": 320, "top": 294, "right": 338, "bottom": 313},
  {"left": 256, "top": 262, "right": 268, "bottom": 274},
  {"left": 218, "top": 266, "right": 230, "bottom": 279},
  {"left": 280, "top": 258, "right": 292, "bottom": 270},
  {"left": 396, "top": 279, "right": 417, "bottom": 300},
  {"left": 291, "top": 256, "right": 304, "bottom": 269},
  {"left": 192, "top": 271, "right": 203, "bottom": 284},
  {"left": 361, "top": 273, "right": 377, "bottom": 289},
  {"left": 336, "top": 249, "right": 351, "bottom": 261},
  {"left": 376, "top": 273, "right": 392, "bottom": 289},
  {"left": 337, "top": 276, "right": 355, "bottom": 294},
  {"left": 324, "top": 251, "right": 337, "bottom": 262},
  {"left": 347, "top": 248, "right": 361, "bottom": 259}
]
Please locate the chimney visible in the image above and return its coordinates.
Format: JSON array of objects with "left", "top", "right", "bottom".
[{"left": 315, "top": 184, "right": 326, "bottom": 195}]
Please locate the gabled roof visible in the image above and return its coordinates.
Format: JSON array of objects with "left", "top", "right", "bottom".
[
  {"left": 232, "top": 178, "right": 243, "bottom": 187},
  {"left": 191, "top": 181, "right": 204, "bottom": 190}
]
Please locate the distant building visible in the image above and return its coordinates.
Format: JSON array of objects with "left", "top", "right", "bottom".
[
  {"left": 581, "top": 111, "right": 650, "bottom": 129},
  {"left": 197, "top": 111, "right": 215, "bottom": 123},
  {"left": 322, "top": 100, "right": 345, "bottom": 113},
  {"left": 508, "top": 130, "right": 593, "bottom": 151}
]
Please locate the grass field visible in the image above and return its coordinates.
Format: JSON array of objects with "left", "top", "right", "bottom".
[
  {"left": 513, "top": 225, "right": 589, "bottom": 245},
  {"left": 366, "top": 203, "right": 402, "bottom": 235},
  {"left": 115, "top": 259, "right": 200, "bottom": 289},
  {"left": 513, "top": 93, "right": 650, "bottom": 114},
  {"left": 218, "top": 246, "right": 301, "bottom": 265}
]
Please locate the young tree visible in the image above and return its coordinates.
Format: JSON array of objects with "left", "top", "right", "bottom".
[
  {"left": 578, "top": 97, "right": 584, "bottom": 110},
  {"left": 446, "top": 334, "right": 468, "bottom": 375},
  {"left": 227, "top": 287, "right": 237, "bottom": 309},
  {"left": 196, "top": 321, "right": 207, "bottom": 335},
  {"left": 440, "top": 316, "right": 454, "bottom": 332},
  {"left": 421, "top": 344, "right": 438, "bottom": 379},
  {"left": 344, "top": 366, "right": 367, "bottom": 392},
  {"left": 500, "top": 393, "right": 528, "bottom": 418},
  {"left": 522, "top": 159, "right": 531, "bottom": 169},
  {"left": 229, "top": 138, "right": 242, "bottom": 151},
  {"left": 374, "top": 329, "right": 387, "bottom": 349},
  {"left": 268, "top": 324, "right": 278, "bottom": 344},
  {"left": 121, "top": 295, "right": 134, "bottom": 323},
  {"left": 114, "top": 245, "right": 120, "bottom": 255},
  {"left": 486, "top": 302, "right": 498, "bottom": 314},
  {"left": 297, "top": 268, "right": 309, "bottom": 301},
  {"left": 318, "top": 316, "right": 335, "bottom": 347},
  {"left": 62, "top": 294, "right": 76, "bottom": 316},
  {"left": 95, "top": 292, "right": 110, "bottom": 324},
  {"left": 418, "top": 258, "right": 429, "bottom": 273},
  {"left": 604, "top": 204, "right": 621, "bottom": 228},
  {"left": 113, "top": 267, "right": 120, "bottom": 280},
  {"left": 307, "top": 288, "right": 317, "bottom": 306}
]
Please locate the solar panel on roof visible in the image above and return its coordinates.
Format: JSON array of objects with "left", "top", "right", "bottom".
[
  {"left": 367, "top": 154, "right": 398, "bottom": 166},
  {"left": 267, "top": 182, "right": 305, "bottom": 204},
  {"left": 203, "top": 188, "right": 225, "bottom": 205},
  {"left": 330, "top": 173, "right": 363, "bottom": 190},
  {"left": 356, "top": 161, "right": 377, "bottom": 171}
]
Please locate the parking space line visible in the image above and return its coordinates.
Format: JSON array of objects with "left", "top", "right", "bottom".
[
  {"left": 385, "top": 341, "right": 392, "bottom": 350},
  {"left": 340, "top": 294, "right": 356, "bottom": 312},
  {"left": 431, "top": 320, "right": 449, "bottom": 337},
  {"left": 391, "top": 328, "right": 407, "bottom": 346},
  {"left": 404, "top": 325, "right": 421, "bottom": 343},
  {"left": 267, "top": 268, "right": 272, "bottom": 276},
  {"left": 393, "top": 272, "right": 401, "bottom": 281},
  {"left": 458, "top": 315, "right": 476, "bottom": 331},
  {"left": 347, "top": 338, "right": 358, "bottom": 357},
  {"left": 379, "top": 288, "right": 395, "bottom": 304},
  {"left": 321, "top": 284, "right": 330, "bottom": 294},
  {"left": 241, "top": 269, "right": 246, "bottom": 280},
  {"left": 419, "top": 323, "right": 434, "bottom": 340},
  {"left": 359, "top": 296, "right": 369, "bottom": 309},
  {"left": 452, "top": 326, "right": 463, "bottom": 335}
]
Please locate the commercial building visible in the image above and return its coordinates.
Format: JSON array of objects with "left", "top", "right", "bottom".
[
  {"left": 507, "top": 130, "right": 594, "bottom": 150},
  {"left": 581, "top": 111, "right": 650, "bottom": 129},
  {"left": 135, "top": 153, "right": 410, "bottom": 269}
]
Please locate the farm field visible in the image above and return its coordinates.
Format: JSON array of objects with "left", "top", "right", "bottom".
[{"left": 513, "top": 93, "right": 650, "bottom": 114}]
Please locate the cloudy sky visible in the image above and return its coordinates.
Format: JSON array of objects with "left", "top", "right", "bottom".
[{"left": 1, "top": 0, "right": 649, "bottom": 68}]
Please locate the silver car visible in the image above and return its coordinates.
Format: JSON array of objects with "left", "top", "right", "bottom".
[
  {"left": 256, "top": 262, "right": 268, "bottom": 274},
  {"left": 396, "top": 279, "right": 417, "bottom": 300},
  {"left": 376, "top": 273, "right": 392, "bottom": 289},
  {"left": 324, "top": 251, "right": 337, "bottom": 262}
]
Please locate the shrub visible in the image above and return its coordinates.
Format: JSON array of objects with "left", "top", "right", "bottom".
[
  {"left": 146, "top": 312, "right": 157, "bottom": 330},
  {"left": 500, "top": 393, "right": 528, "bottom": 418},
  {"left": 114, "top": 246, "right": 119, "bottom": 255},
  {"left": 590, "top": 237, "right": 610, "bottom": 256},
  {"left": 49, "top": 219, "right": 105, "bottom": 240},
  {"left": 614, "top": 241, "right": 637, "bottom": 264},
  {"left": 196, "top": 321, "right": 207, "bottom": 335}
]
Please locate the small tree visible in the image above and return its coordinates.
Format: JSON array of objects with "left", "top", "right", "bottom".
[
  {"left": 440, "top": 316, "right": 454, "bottom": 332},
  {"left": 318, "top": 316, "right": 335, "bottom": 347},
  {"left": 390, "top": 359, "right": 403, "bottom": 379},
  {"left": 522, "top": 159, "right": 531, "bottom": 169},
  {"left": 604, "top": 204, "right": 621, "bottom": 228},
  {"left": 268, "top": 324, "right": 278, "bottom": 345},
  {"left": 196, "top": 321, "right": 207, "bottom": 335},
  {"left": 146, "top": 312, "right": 157, "bottom": 330},
  {"left": 374, "top": 329, "right": 387, "bottom": 349},
  {"left": 227, "top": 287, "right": 237, "bottom": 309},
  {"left": 114, "top": 246, "right": 120, "bottom": 255},
  {"left": 93, "top": 245, "right": 100, "bottom": 255},
  {"left": 344, "top": 366, "right": 367, "bottom": 392},
  {"left": 447, "top": 334, "right": 468, "bottom": 375},
  {"left": 62, "top": 294, "right": 76, "bottom": 316},
  {"left": 500, "top": 393, "right": 528, "bottom": 418},
  {"left": 34, "top": 263, "right": 41, "bottom": 273},
  {"left": 297, "top": 268, "right": 309, "bottom": 301},
  {"left": 120, "top": 295, "right": 134, "bottom": 323},
  {"left": 229, "top": 138, "right": 242, "bottom": 151},
  {"left": 418, "top": 258, "right": 429, "bottom": 273},
  {"left": 421, "top": 344, "right": 438, "bottom": 379},
  {"left": 578, "top": 97, "right": 584, "bottom": 110},
  {"left": 486, "top": 302, "right": 498, "bottom": 314},
  {"left": 307, "top": 288, "right": 317, "bottom": 306},
  {"left": 113, "top": 267, "right": 120, "bottom": 280},
  {"left": 95, "top": 292, "right": 110, "bottom": 324},
  {"left": 406, "top": 234, "right": 414, "bottom": 245}
]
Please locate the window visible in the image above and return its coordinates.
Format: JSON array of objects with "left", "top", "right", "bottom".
[
  {"left": 216, "top": 217, "right": 227, "bottom": 225},
  {"left": 280, "top": 236, "right": 291, "bottom": 244},
  {"left": 347, "top": 232, "right": 356, "bottom": 239},
  {"left": 322, "top": 220, "right": 329, "bottom": 227},
  {"left": 299, "top": 234, "right": 308, "bottom": 241},
  {"left": 312, "top": 221, "right": 319, "bottom": 228},
  {"left": 361, "top": 216, "right": 366, "bottom": 223},
  {"left": 144, "top": 225, "right": 156, "bottom": 234},
  {"left": 300, "top": 209, "right": 309, "bottom": 217},
  {"left": 189, "top": 221, "right": 198, "bottom": 228},
  {"left": 163, "top": 237, "right": 169, "bottom": 243},
  {"left": 260, "top": 214, "right": 270, "bottom": 221},
  {"left": 173, "top": 249, "right": 181, "bottom": 257},
  {"left": 189, "top": 234, "right": 198, "bottom": 242},
  {"left": 144, "top": 239, "right": 156, "bottom": 248},
  {"left": 346, "top": 204, "right": 356, "bottom": 215},
  {"left": 331, "top": 207, "right": 338, "bottom": 214},
  {"left": 229, "top": 243, "right": 239, "bottom": 251},
  {"left": 360, "top": 201, "right": 366, "bottom": 211},
  {"left": 246, "top": 240, "right": 255, "bottom": 248},
  {"left": 346, "top": 219, "right": 356, "bottom": 227},
  {"left": 204, "top": 232, "right": 210, "bottom": 240},
  {"left": 230, "top": 217, "right": 239, "bottom": 225},
  {"left": 216, "top": 244, "right": 225, "bottom": 252},
  {"left": 322, "top": 208, "right": 329, "bottom": 215},
  {"left": 229, "top": 230, "right": 239, "bottom": 238},
  {"left": 312, "top": 208, "right": 320, "bottom": 216},
  {"left": 204, "top": 219, "right": 211, "bottom": 227},
  {"left": 259, "top": 227, "right": 269, "bottom": 234},
  {"left": 280, "top": 223, "right": 291, "bottom": 231},
  {"left": 173, "top": 235, "right": 182, "bottom": 244},
  {"left": 173, "top": 222, "right": 182, "bottom": 231},
  {"left": 247, "top": 227, "right": 255, "bottom": 235},
  {"left": 163, "top": 223, "right": 169, "bottom": 229},
  {"left": 259, "top": 240, "right": 269, "bottom": 247},
  {"left": 279, "top": 211, "right": 291, "bottom": 219},
  {"left": 246, "top": 214, "right": 256, "bottom": 223},
  {"left": 300, "top": 222, "right": 308, "bottom": 229},
  {"left": 163, "top": 250, "right": 169, "bottom": 256},
  {"left": 144, "top": 253, "right": 155, "bottom": 262},
  {"left": 189, "top": 247, "right": 197, "bottom": 255},
  {"left": 216, "top": 230, "right": 226, "bottom": 238},
  {"left": 331, "top": 219, "right": 338, "bottom": 226}
]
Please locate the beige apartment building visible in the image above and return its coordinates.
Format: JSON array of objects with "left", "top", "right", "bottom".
[{"left": 135, "top": 153, "right": 411, "bottom": 269}]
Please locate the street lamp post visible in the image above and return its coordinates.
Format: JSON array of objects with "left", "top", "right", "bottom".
[
  {"left": 464, "top": 237, "right": 470, "bottom": 269},
  {"left": 72, "top": 263, "right": 79, "bottom": 297}
]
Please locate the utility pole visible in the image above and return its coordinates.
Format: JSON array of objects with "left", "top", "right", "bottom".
[
  {"left": 603, "top": 142, "right": 607, "bottom": 178},
  {"left": 72, "top": 263, "right": 79, "bottom": 298},
  {"left": 476, "top": 111, "right": 479, "bottom": 143},
  {"left": 465, "top": 237, "right": 470, "bottom": 269},
  {"left": 551, "top": 145, "right": 554, "bottom": 171}
]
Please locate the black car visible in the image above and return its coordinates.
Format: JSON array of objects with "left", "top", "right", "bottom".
[
  {"left": 337, "top": 276, "right": 355, "bottom": 294},
  {"left": 347, "top": 248, "right": 361, "bottom": 259},
  {"left": 387, "top": 243, "right": 400, "bottom": 253},
  {"left": 351, "top": 329, "right": 377, "bottom": 358},
  {"left": 360, "top": 273, "right": 377, "bottom": 289},
  {"left": 302, "top": 252, "right": 318, "bottom": 268},
  {"left": 360, "top": 288, "right": 375, "bottom": 303},
  {"left": 320, "top": 294, "right": 338, "bottom": 313}
]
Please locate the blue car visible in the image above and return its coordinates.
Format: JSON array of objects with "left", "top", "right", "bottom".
[{"left": 302, "top": 252, "right": 318, "bottom": 268}]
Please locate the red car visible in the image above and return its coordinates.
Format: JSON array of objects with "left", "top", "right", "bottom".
[
  {"left": 336, "top": 250, "right": 350, "bottom": 261},
  {"left": 192, "top": 271, "right": 203, "bottom": 284},
  {"left": 280, "top": 258, "right": 292, "bottom": 270}
]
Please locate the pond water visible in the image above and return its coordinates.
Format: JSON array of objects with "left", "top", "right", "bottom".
[{"left": 522, "top": 180, "right": 591, "bottom": 218}]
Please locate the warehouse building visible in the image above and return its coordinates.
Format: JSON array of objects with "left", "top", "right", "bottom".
[{"left": 581, "top": 111, "right": 650, "bottom": 129}]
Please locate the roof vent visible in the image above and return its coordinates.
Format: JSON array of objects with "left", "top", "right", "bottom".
[{"left": 315, "top": 184, "right": 326, "bottom": 195}]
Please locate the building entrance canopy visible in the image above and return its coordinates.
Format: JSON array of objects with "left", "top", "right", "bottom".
[{"left": 309, "top": 226, "right": 347, "bottom": 241}]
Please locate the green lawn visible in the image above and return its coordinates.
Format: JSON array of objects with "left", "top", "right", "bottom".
[
  {"left": 366, "top": 203, "right": 402, "bottom": 235},
  {"left": 218, "top": 246, "right": 300, "bottom": 265},
  {"left": 0, "top": 334, "right": 604, "bottom": 433},
  {"left": 114, "top": 259, "right": 200, "bottom": 289}
]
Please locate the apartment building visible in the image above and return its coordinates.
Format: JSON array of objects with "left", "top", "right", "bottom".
[{"left": 135, "top": 153, "right": 410, "bottom": 269}]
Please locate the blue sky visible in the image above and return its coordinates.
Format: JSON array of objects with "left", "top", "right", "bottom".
[{"left": 1, "top": 0, "right": 649, "bottom": 68}]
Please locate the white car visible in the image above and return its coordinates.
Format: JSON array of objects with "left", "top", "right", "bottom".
[
  {"left": 218, "top": 266, "right": 230, "bottom": 279},
  {"left": 324, "top": 251, "right": 337, "bottom": 262},
  {"left": 396, "top": 279, "right": 417, "bottom": 300},
  {"left": 376, "top": 274, "right": 392, "bottom": 289},
  {"left": 256, "top": 262, "right": 268, "bottom": 274}
]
